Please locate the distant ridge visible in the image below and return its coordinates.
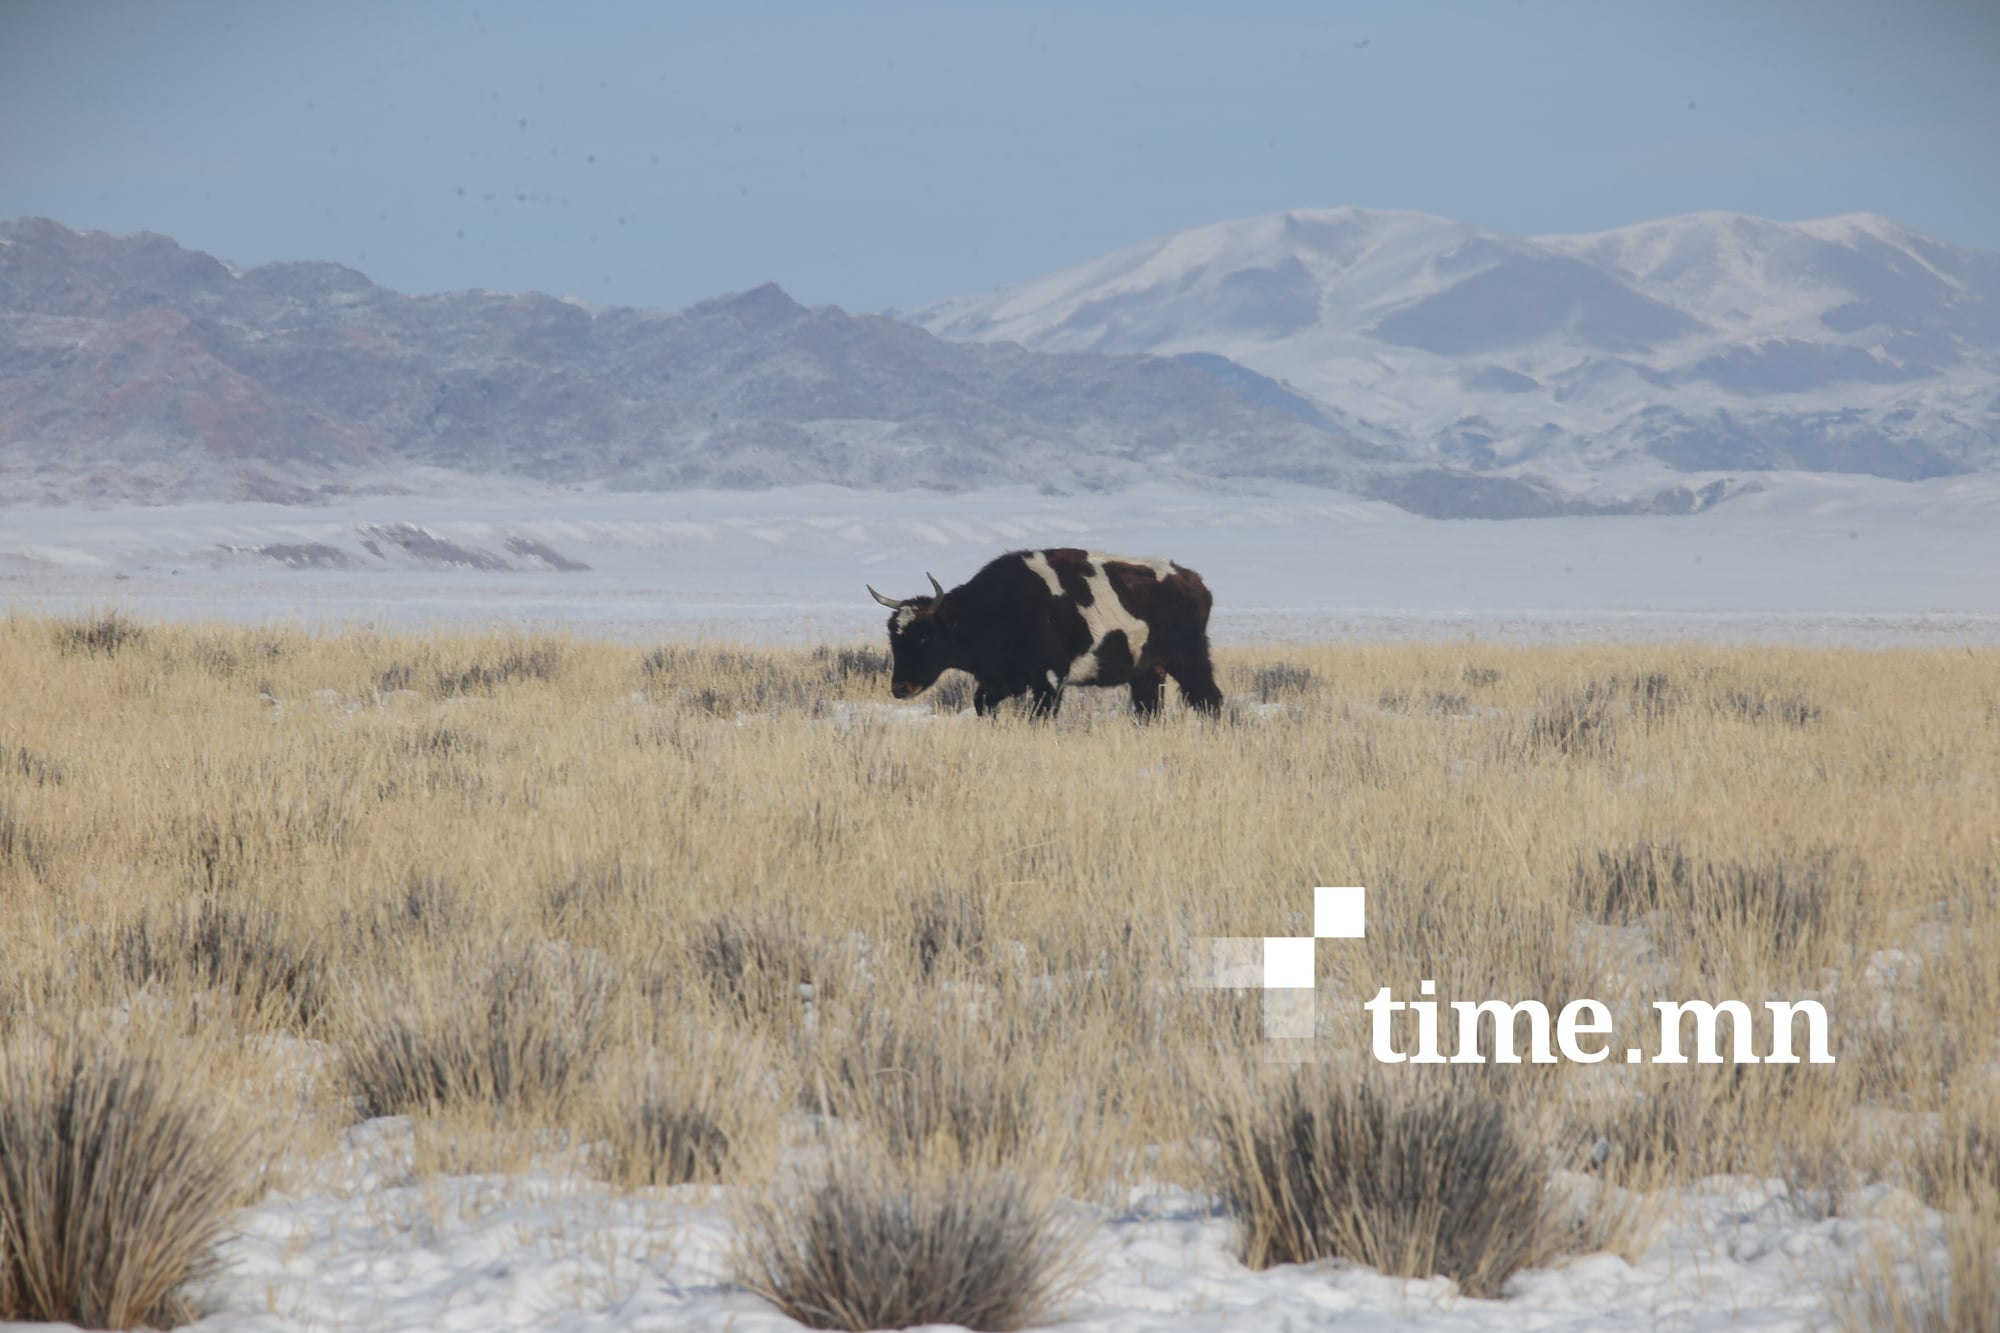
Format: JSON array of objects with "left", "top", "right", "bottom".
[
  {"left": 906, "top": 206, "right": 2000, "bottom": 487},
  {"left": 6, "top": 213, "right": 1979, "bottom": 517},
  {"left": 0, "top": 217, "right": 1461, "bottom": 507}
]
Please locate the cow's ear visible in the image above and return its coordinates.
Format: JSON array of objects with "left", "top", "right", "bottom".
[{"left": 935, "top": 598, "right": 959, "bottom": 630}]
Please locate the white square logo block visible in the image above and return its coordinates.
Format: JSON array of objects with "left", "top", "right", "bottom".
[
  {"left": 1263, "top": 936, "right": 1316, "bottom": 989},
  {"left": 1314, "top": 886, "right": 1366, "bottom": 939}
]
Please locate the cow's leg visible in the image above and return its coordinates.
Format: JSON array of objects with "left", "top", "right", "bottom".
[
  {"left": 975, "top": 681, "right": 1030, "bottom": 717},
  {"left": 1028, "top": 679, "right": 1063, "bottom": 719},
  {"left": 1128, "top": 666, "right": 1165, "bottom": 719},
  {"left": 1165, "top": 651, "right": 1224, "bottom": 715}
]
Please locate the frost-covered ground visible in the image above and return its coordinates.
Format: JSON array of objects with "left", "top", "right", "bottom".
[
  {"left": 4, "top": 472, "right": 1999, "bottom": 645},
  {"left": 170, "top": 1117, "right": 1910, "bottom": 1333}
]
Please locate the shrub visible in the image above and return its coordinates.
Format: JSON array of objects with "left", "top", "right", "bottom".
[
  {"left": 0, "top": 1031, "right": 256, "bottom": 1329},
  {"left": 542, "top": 862, "right": 647, "bottom": 934},
  {"left": 641, "top": 646, "right": 833, "bottom": 716},
  {"left": 690, "top": 911, "right": 832, "bottom": 1020},
  {"left": 1722, "top": 688, "right": 1821, "bottom": 727},
  {"left": 181, "top": 813, "right": 250, "bottom": 897},
  {"left": 604, "top": 1099, "right": 732, "bottom": 1188},
  {"left": 1526, "top": 684, "right": 1617, "bottom": 757},
  {"left": 1625, "top": 670, "right": 1681, "bottom": 722},
  {"left": 9, "top": 748, "right": 65, "bottom": 787},
  {"left": 53, "top": 612, "right": 145, "bottom": 658},
  {"left": 406, "top": 727, "right": 480, "bottom": 760},
  {"left": 1216, "top": 1072, "right": 1555, "bottom": 1298},
  {"left": 911, "top": 885, "right": 987, "bottom": 980},
  {"left": 116, "top": 899, "right": 330, "bottom": 1030},
  {"left": 1250, "top": 661, "right": 1316, "bottom": 703},
  {"left": 735, "top": 1152, "right": 1089, "bottom": 1332},
  {"left": 1697, "top": 851, "right": 1838, "bottom": 958},
  {"left": 928, "top": 673, "right": 973, "bottom": 714},
  {"left": 640, "top": 644, "right": 762, "bottom": 682},
  {"left": 1575, "top": 842, "right": 1850, "bottom": 972},
  {"left": 343, "top": 873, "right": 466, "bottom": 951},
  {"left": 0, "top": 804, "right": 48, "bottom": 881},
  {"left": 339, "top": 943, "right": 611, "bottom": 1119},
  {"left": 1574, "top": 841, "right": 1693, "bottom": 923},
  {"left": 436, "top": 642, "right": 565, "bottom": 695},
  {"left": 811, "top": 644, "right": 890, "bottom": 685},
  {"left": 1917, "top": 1109, "right": 2000, "bottom": 1209},
  {"left": 809, "top": 1008, "right": 1036, "bottom": 1167},
  {"left": 590, "top": 1061, "right": 738, "bottom": 1189},
  {"left": 1584, "top": 1082, "right": 1720, "bottom": 1182},
  {"left": 1381, "top": 690, "right": 1472, "bottom": 715}
]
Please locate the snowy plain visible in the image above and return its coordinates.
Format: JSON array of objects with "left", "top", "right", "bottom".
[
  {"left": 3, "top": 475, "right": 1992, "bottom": 1331},
  {"left": 4, "top": 471, "right": 1999, "bottom": 647}
]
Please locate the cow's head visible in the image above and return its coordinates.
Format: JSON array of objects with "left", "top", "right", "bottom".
[{"left": 868, "top": 574, "right": 956, "bottom": 699}]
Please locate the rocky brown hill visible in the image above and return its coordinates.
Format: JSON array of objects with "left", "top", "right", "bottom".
[{"left": 2, "top": 218, "right": 1422, "bottom": 507}]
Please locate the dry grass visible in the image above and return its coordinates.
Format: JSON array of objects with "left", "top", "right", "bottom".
[
  {"left": 1, "top": 611, "right": 1995, "bottom": 1311},
  {"left": 1836, "top": 1199, "right": 2000, "bottom": 1333},
  {"left": 1216, "top": 1068, "right": 1561, "bottom": 1296},
  {"left": 0, "top": 1026, "right": 261, "bottom": 1329},
  {"left": 733, "top": 1148, "right": 1092, "bottom": 1331},
  {"left": 337, "top": 940, "right": 613, "bottom": 1121}
]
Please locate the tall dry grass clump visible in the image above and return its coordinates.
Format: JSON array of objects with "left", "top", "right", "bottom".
[
  {"left": 114, "top": 897, "right": 330, "bottom": 1032},
  {"left": 734, "top": 1147, "right": 1092, "bottom": 1332},
  {"left": 803, "top": 1001, "right": 1044, "bottom": 1169},
  {"left": 337, "top": 941, "right": 613, "bottom": 1121},
  {"left": 1215, "top": 1067, "right": 1560, "bottom": 1297},
  {"left": 0, "top": 1028, "right": 260, "bottom": 1329},
  {"left": 584, "top": 1029, "right": 782, "bottom": 1189}
]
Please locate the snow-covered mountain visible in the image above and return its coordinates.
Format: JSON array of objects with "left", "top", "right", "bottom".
[{"left": 906, "top": 207, "right": 2000, "bottom": 491}]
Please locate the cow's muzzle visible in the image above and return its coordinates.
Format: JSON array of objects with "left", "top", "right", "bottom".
[{"left": 890, "top": 680, "right": 917, "bottom": 700}]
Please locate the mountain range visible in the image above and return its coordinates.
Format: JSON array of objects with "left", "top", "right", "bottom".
[
  {"left": 0, "top": 218, "right": 1418, "bottom": 508},
  {"left": 908, "top": 206, "right": 2000, "bottom": 493},
  {"left": 3, "top": 209, "right": 1994, "bottom": 516}
]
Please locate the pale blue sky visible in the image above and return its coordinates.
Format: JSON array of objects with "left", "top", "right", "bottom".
[{"left": 3, "top": 1, "right": 1994, "bottom": 312}]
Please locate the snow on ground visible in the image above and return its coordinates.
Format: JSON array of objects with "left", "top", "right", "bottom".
[
  {"left": 3, "top": 473, "right": 1999, "bottom": 645},
  {"left": 174, "top": 1115, "right": 1907, "bottom": 1332}
]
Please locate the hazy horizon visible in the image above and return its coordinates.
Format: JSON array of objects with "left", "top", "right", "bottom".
[{"left": 4, "top": 0, "right": 1996, "bottom": 314}]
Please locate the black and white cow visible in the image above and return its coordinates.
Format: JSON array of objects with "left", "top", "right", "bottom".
[{"left": 867, "top": 548, "right": 1223, "bottom": 717}]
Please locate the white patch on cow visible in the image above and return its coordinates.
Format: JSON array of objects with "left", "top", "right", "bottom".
[
  {"left": 1064, "top": 557, "right": 1153, "bottom": 685},
  {"left": 1088, "top": 550, "right": 1175, "bottom": 580},
  {"left": 1020, "top": 550, "right": 1065, "bottom": 598},
  {"left": 1046, "top": 669, "right": 1061, "bottom": 691},
  {"left": 893, "top": 607, "right": 918, "bottom": 632}
]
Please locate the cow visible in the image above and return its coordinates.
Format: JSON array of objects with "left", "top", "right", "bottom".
[{"left": 867, "top": 548, "right": 1223, "bottom": 718}]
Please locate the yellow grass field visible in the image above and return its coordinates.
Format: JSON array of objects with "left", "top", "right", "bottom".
[{"left": 2, "top": 610, "right": 1996, "bottom": 1324}]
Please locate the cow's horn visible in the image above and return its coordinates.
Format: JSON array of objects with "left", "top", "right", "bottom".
[
  {"left": 867, "top": 584, "right": 905, "bottom": 609},
  {"left": 927, "top": 572, "right": 945, "bottom": 599}
]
